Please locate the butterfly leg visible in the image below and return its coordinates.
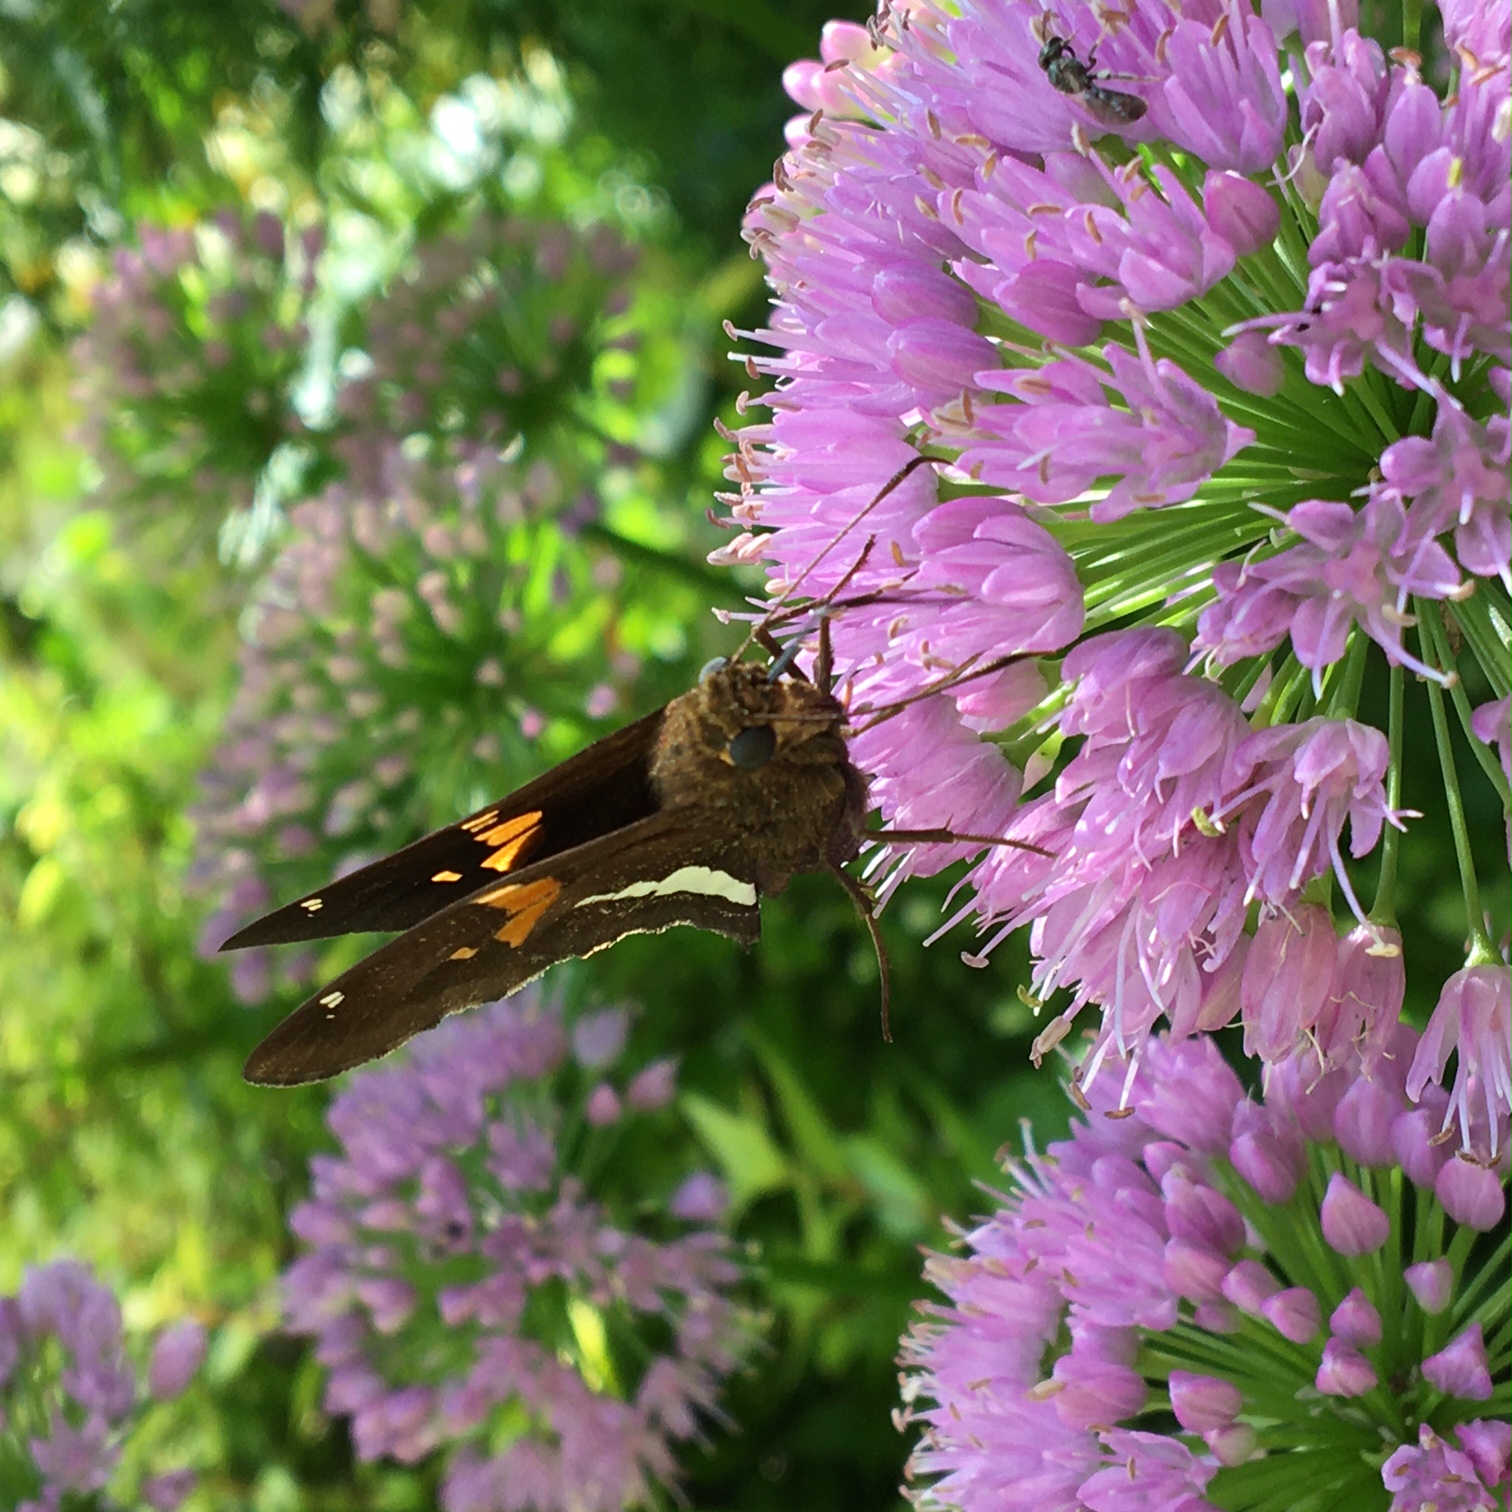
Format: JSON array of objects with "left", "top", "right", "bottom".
[
  {"left": 828, "top": 862, "right": 893, "bottom": 1042},
  {"left": 851, "top": 652, "right": 1030, "bottom": 730},
  {"left": 871, "top": 827, "right": 1053, "bottom": 858},
  {"left": 755, "top": 624, "right": 807, "bottom": 678}
]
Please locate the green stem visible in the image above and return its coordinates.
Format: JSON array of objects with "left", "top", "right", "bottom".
[
  {"left": 1343, "top": 372, "right": 1404, "bottom": 448},
  {"left": 1415, "top": 592, "right": 1512, "bottom": 798},
  {"left": 1419, "top": 608, "right": 1494, "bottom": 956},
  {"left": 1449, "top": 589, "right": 1512, "bottom": 700},
  {"left": 578, "top": 522, "right": 741, "bottom": 598},
  {"left": 1402, "top": 0, "right": 1423, "bottom": 54},
  {"left": 1369, "top": 661, "right": 1404, "bottom": 919},
  {"left": 1261, "top": 653, "right": 1317, "bottom": 727},
  {"left": 1320, "top": 625, "right": 1367, "bottom": 718}
]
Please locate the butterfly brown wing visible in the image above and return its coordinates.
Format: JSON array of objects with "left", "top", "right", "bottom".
[
  {"left": 241, "top": 815, "right": 763, "bottom": 1085},
  {"left": 219, "top": 709, "right": 665, "bottom": 949},
  {"left": 237, "top": 660, "right": 866, "bottom": 1085}
]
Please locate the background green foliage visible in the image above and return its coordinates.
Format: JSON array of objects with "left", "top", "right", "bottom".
[{"left": 0, "top": 2, "right": 1072, "bottom": 1507}]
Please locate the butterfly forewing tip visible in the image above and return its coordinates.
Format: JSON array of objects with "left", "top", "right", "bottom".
[
  {"left": 241, "top": 1055, "right": 282, "bottom": 1086},
  {"left": 243, "top": 1019, "right": 317, "bottom": 1085},
  {"left": 242, "top": 1049, "right": 322, "bottom": 1087},
  {"left": 218, "top": 914, "right": 300, "bottom": 952},
  {"left": 245, "top": 1011, "right": 380, "bottom": 1084}
]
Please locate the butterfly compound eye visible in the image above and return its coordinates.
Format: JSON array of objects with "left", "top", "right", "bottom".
[
  {"left": 727, "top": 725, "right": 777, "bottom": 771},
  {"left": 699, "top": 657, "right": 728, "bottom": 682}
]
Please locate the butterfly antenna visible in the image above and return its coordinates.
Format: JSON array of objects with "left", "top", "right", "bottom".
[
  {"left": 737, "top": 578, "right": 950, "bottom": 640},
  {"left": 826, "top": 534, "right": 880, "bottom": 604},
  {"left": 746, "top": 534, "right": 880, "bottom": 674},
  {"left": 763, "top": 631, "right": 808, "bottom": 682},
  {"left": 731, "top": 455, "right": 937, "bottom": 661},
  {"left": 757, "top": 534, "right": 878, "bottom": 683},
  {"left": 829, "top": 863, "right": 893, "bottom": 1042},
  {"left": 762, "top": 609, "right": 835, "bottom": 690}
]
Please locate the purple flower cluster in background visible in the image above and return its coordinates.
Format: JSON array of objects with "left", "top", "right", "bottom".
[
  {"left": 71, "top": 202, "right": 642, "bottom": 568},
  {"left": 183, "top": 206, "right": 675, "bottom": 998},
  {"left": 282, "top": 990, "right": 749, "bottom": 1512},
  {"left": 190, "top": 442, "right": 646, "bottom": 1000},
  {"left": 70, "top": 209, "right": 320, "bottom": 530},
  {"left": 278, "top": 0, "right": 400, "bottom": 34},
  {"left": 899, "top": 1033, "right": 1508, "bottom": 1512},
  {"left": 0, "top": 1259, "right": 206, "bottom": 1511},
  {"left": 718, "top": 0, "right": 1509, "bottom": 1145},
  {"left": 330, "top": 216, "right": 640, "bottom": 490}
]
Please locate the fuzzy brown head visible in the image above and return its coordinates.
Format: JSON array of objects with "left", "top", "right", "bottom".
[{"left": 649, "top": 660, "right": 867, "bottom": 882}]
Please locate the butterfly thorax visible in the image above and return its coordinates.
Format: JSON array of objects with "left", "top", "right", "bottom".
[{"left": 649, "top": 662, "right": 867, "bottom": 890}]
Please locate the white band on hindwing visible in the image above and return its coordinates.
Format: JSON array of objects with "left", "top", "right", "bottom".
[{"left": 576, "top": 866, "right": 757, "bottom": 909}]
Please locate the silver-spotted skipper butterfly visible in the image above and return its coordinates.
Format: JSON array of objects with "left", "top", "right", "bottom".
[
  {"left": 225, "top": 462, "right": 1043, "bottom": 1085},
  {"left": 228, "top": 656, "right": 870, "bottom": 1083}
]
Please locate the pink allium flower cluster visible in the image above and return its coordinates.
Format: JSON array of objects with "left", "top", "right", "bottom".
[
  {"left": 70, "top": 209, "right": 320, "bottom": 529},
  {"left": 720, "top": 0, "right": 1510, "bottom": 1142},
  {"left": 73, "top": 203, "right": 641, "bottom": 564},
  {"left": 0, "top": 1259, "right": 206, "bottom": 1512},
  {"left": 898, "top": 1033, "right": 1509, "bottom": 1512},
  {"left": 191, "top": 442, "right": 649, "bottom": 1000},
  {"left": 330, "top": 216, "right": 640, "bottom": 492},
  {"left": 282, "top": 991, "right": 749, "bottom": 1512},
  {"left": 277, "top": 0, "right": 400, "bottom": 34}
]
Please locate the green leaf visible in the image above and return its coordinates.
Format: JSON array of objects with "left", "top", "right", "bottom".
[
  {"left": 747, "top": 1029, "right": 850, "bottom": 1185},
  {"left": 680, "top": 1090, "right": 789, "bottom": 1210},
  {"left": 16, "top": 853, "right": 65, "bottom": 928},
  {"left": 840, "top": 1134, "right": 932, "bottom": 1240}
]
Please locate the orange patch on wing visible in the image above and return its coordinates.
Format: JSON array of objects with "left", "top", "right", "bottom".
[
  {"left": 432, "top": 869, "right": 464, "bottom": 883},
  {"left": 483, "top": 832, "right": 543, "bottom": 873},
  {"left": 476, "top": 812, "right": 540, "bottom": 848},
  {"left": 460, "top": 809, "right": 501, "bottom": 834},
  {"left": 477, "top": 811, "right": 545, "bottom": 874},
  {"left": 449, "top": 946, "right": 479, "bottom": 961},
  {"left": 475, "top": 876, "right": 561, "bottom": 948}
]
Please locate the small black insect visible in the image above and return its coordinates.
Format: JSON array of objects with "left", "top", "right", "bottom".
[{"left": 1038, "top": 33, "right": 1148, "bottom": 127}]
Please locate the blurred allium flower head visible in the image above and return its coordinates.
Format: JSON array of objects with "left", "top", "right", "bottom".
[
  {"left": 282, "top": 991, "right": 749, "bottom": 1512},
  {"left": 720, "top": 0, "right": 1510, "bottom": 1138},
  {"left": 71, "top": 208, "right": 320, "bottom": 525},
  {"left": 898, "top": 1032, "right": 1509, "bottom": 1512},
  {"left": 191, "top": 440, "right": 648, "bottom": 999},
  {"left": 0, "top": 1259, "right": 206, "bottom": 1511},
  {"left": 332, "top": 216, "right": 640, "bottom": 491},
  {"left": 278, "top": 0, "right": 400, "bottom": 34}
]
